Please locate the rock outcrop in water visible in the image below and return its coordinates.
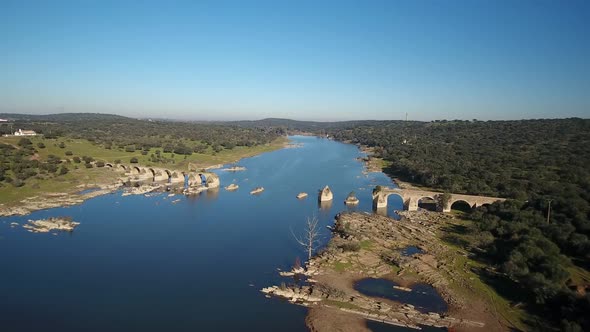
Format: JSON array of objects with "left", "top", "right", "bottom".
[
  {"left": 23, "top": 217, "right": 80, "bottom": 233},
  {"left": 344, "top": 191, "right": 359, "bottom": 205},
  {"left": 225, "top": 183, "right": 239, "bottom": 191},
  {"left": 222, "top": 166, "right": 246, "bottom": 172},
  {"left": 296, "top": 192, "right": 308, "bottom": 199},
  {"left": 250, "top": 187, "right": 264, "bottom": 195},
  {"left": 318, "top": 186, "right": 333, "bottom": 202},
  {"left": 122, "top": 184, "right": 162, "bottom": 196}
]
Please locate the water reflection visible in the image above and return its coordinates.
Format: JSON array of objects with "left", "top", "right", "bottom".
[
  {"left": 318, "top": 200, "right": 332, "bottom": 211},
  {"left": 205, "top": 187, "right": 219, "bottom": 200}
]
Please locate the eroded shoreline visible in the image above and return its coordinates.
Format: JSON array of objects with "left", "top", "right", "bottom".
[
  {"left": 263, "top": 211, "right": 509, "bottom": 331},
  {"left": 0, "top": 139, "right": 293, "bottom": 218}
]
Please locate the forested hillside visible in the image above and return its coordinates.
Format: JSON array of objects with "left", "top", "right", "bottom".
[
  {"left": 0, "top": 113, "right": 284, "bottom": 150},
  {"left": 320, "top": 118, "right": 590, "bottom": 331}
]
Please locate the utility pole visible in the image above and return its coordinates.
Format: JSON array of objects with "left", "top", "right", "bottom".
[{"left": 546, "top": 199, "right": 553, "bottom": 223}]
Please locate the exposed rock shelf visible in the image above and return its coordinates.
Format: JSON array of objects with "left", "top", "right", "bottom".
[
  {"left": 250, "top": 187, "right": 264, "bottom": 195},
  {"left": 225, "top": 183, "right": 239, "bottom": 191},
  {"left": 23, "top": 217, "right": 80, "bottom": 233},
  {"left": 0, "top": 183, "right": 121, "bottom": 217},
  {"left": 262, "top": 211, "right": 504, "bottom": 331},
  {"left": 122, "top": 184, "right": 162, "bottom": 196},
  {"left": 296, "top": 192, "right": 308, "bottom": 199},
  {"left": 222, "top": 166, "right": 246, "bottom": 172}
]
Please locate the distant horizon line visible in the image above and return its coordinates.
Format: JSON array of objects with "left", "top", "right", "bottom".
[{"left": 0, "top": 111, "right": 587, "bottom": 123}]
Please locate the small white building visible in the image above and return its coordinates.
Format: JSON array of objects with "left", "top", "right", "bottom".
[{"left": 14, "top": 129, "right": 37, "bottom": 136}]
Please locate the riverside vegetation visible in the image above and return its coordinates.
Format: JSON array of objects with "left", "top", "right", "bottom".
[
  {"left": 242, "top": 118, "right": 589, "bottom": 331},
  {"left": 321, "top": 119, "right": 590, "bottom": 331},
  {"left": 0, "top": 113, "right": 286, "bottom": 206}
]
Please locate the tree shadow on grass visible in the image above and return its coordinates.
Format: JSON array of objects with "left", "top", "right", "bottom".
[
  {"left": 440, "top": 223, "right": 472, "bottom": 249},
  {"left": 475, "top": 267, "right": 549, "bottom": 330},
  {"left": 441, "top": 234, "right": 470, "bottom": 248},
  {"left": 441, "top": 223, "right": 470, "bottom": 235}
]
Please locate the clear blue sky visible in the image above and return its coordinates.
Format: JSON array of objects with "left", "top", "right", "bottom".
[{"left": 1, "top": 0, "right": 588, "bottom": 121}]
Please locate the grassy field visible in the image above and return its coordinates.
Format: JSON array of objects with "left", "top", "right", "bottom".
[
  {"left": 0, "top": 167, "right": 120, "bottom": 205},
  {"left": 2, "top": 136, "right": 288, "bottom": 170},
  {"left": 0, "top": 135, "right": 289, "bottom": 206}
]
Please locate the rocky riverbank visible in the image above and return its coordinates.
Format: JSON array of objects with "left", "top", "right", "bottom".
[
  {"left": 0, "top": 183, "right": 122, "bottom": 217},
  {"left": 262, "top": 211, "right": 508, "bottom": 331}
]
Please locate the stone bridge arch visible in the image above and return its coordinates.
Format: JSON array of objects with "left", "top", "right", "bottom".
[
  {"left": 416, "top": 195, "right": 438, "bottom": 211},
  {"left": 449, "top": 199, "right": 474, "bottom": 212},
  {"left": 130, "top": 166, "right": 142, "bottom": 175},
  {"left": 373, "top": 191, "right": 406, "bottom": 210},
  {"left": 148, "top": 168, "right": 169, "bottom": 182},
  {"left": 373, "top": 186, "right": 505, "bottom": 213},
  {"left": 164, "top": 169, "right": 184, "bottom": 183}
]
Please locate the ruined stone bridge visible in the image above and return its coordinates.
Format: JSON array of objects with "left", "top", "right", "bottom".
[
  {"left": 104, "top": 163, "right": 220, "bottom": 188},
  {"left": 373, "top": 186, "right": 505, "bottom": 212}
]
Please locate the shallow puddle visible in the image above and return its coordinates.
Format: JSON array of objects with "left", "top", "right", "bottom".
[{"left": 354, "top": 278, "right": 448, "bottom": 313}]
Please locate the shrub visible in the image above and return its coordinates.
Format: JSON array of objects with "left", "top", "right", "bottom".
[
  {"left": 130, "top": 157, "right": 138, "bottom": 163},
  {"left": 18, "top": 138, "right": 32, "bottom": 147},
  {"left": 173, "top": 145, "right": 193, "bottom": 155},
  {"left": 46, "top": 154, "right": 62, "bottom": 164},
  {"left": 84, "top": 163, "right": 93, "bottom": 168},
  {"left": 65, "top": 151, "right": 73, "bottom": 156},
  {"left": 37, "top": 142, "right": 46, "bottom": 148},
  {"left": 95, "top": 161, "right": 105, "bottom": 167},
  {"left": 58, "top": 142, "right": 66, "bottom": 148},
  {"left": 12, "top": 179, "right": 25, "bottom": 187},
  {"left": 59, "top": 166, "right": 69, "bottom": 175},
  {"left": 339, "top": 242, "right": 361, "bottom": 252},
  {"left": 73, "top": 156, "right": 81, "bottom": 163},
  {"left": 163, "top": 144, "right": 173, "bottom": 153}
]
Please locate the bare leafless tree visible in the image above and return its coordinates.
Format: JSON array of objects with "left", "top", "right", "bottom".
[{"left": 291, "top": 216, "right": 321, "bottom": 260}]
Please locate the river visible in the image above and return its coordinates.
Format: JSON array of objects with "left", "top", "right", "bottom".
[{"left": 0, "top": 135, "right": 407, "bottom": 331}]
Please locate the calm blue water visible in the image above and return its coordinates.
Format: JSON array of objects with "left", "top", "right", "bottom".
[
  {"left": 0, "top": 136, "right": 404, "bottom": 331},
  {"left": 354, "top": 278, "right": 448, "bottom": 314},
  {"left": 401, "top": 246, "right": 424, "bottom": 256}
]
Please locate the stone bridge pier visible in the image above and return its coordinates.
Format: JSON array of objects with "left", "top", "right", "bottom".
[
  {"left": 372, "top": 186, "right": 505, "bottom": 212},
  {"left": 187, "top": 172, "right": 220, "bottom": 188},
  {"left": 109, "top": 164, "right": 220, "bottom": 187}
]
